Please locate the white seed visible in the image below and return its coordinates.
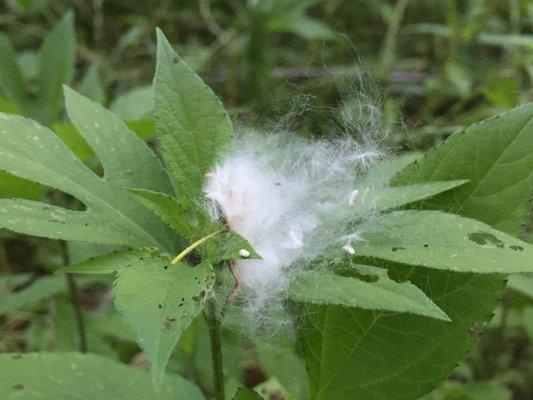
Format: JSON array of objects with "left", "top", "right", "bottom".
[
  {"left": 348, "top": 189, "right": 359, "bottom": 206},
  {"left": 342, "top": 245, "right": 356, "bottom": 256},
  {"left": 239, "top": 249, "right": 250, "bottom": 258}
]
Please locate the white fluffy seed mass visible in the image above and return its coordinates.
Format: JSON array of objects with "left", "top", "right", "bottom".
[{"left": 204, "top": 132, "right": 385, "bottom": 314}]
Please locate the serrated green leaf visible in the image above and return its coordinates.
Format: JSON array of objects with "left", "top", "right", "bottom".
[
  {"left": 0, "top": 199, "right": 149, "bottom": 245},
  {"left": 393, "top": 102, "right": 533, "bottom": 236},
  {"left": 369, "top": 180, "right": 468, "bottom": 212},
  {"left": 64, "top": 86, "right": 173, "bottom": 193},
  {"left": 0, "top": 32, "right": 27, "bottom": 109},
  {"left": 0, "top": 352, "right": 205, "bottom": 399},
  {"left": 357, "top": 210, "right": 533, "bottom": 273},
  {"left": 128, "top": 188, "right": 203, "bottom": 239},
  {"left": 113, "top": 257, "right": 215, "bottom": 390},
  {"left": 290, "top": 271, "right": 449, "bottom": 321},
  {"left": 154, "top": 29, "right": 233, "bottom": 196},
  {"left": 37, "top": 12, "right": 75, "bottom": 125},
  {"left": 58, "top": 247, "right": 156, "bottom": 274},
  {"left": 128, "top": 189, "right": 260, "bottom": 263},
  {"left": 302, "top": 104, "right": 533, "bottom": 400},
  {"left": 0, "top": 102, "right": 176, "bottom": 250},
  {"left": 53, "top": 120, "right": 155, "bottom": 163},
  {"left": 232, "top": 388, "right": 263, "bottom": 400}
]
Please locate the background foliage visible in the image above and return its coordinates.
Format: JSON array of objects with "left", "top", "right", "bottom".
[{"left": 0, "top": 1, "right": 532, "bottom": 399}]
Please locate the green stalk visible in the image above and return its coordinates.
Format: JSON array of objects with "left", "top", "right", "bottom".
[
  {"left": 61, "top": 242, "right": 88, "bottom": 353},
  {"left": 205, "top": 298, "right": 225, "bottom": 400},
  {"left": 171, "top": 229, "right": 224, "bottom": 265},
  {"left": 380, "top": 0, "right": 409, "bottom": 76}
]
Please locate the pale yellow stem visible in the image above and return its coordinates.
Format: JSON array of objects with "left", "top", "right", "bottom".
[{"left": 171, "top": 229, "right": 224, "bottom": 265}]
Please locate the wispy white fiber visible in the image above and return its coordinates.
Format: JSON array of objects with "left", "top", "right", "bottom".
[{"left": 204, "top": 131, "right": 386, "bottom": 322}]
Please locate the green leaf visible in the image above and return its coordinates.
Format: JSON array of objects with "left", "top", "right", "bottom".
[
  {"left": 53, "top": 122, "right": 95, "bottom": 162},
  {"left": 365, "top": 153, "right": 421, "bottom": 187},
  {"left": 290, "top": 271, "right": 449, "bottom": 321},
  {"left": 507, "top": 274, "right": 533, "bottom": 299},
  {"left": 37, "top": 12, "right": 75, "bottom": 125},
  {"left": 392, "top": 102, "right": 533, "bottom": 236},
  {"left": 154, "top": 29, "right": 233, "bottom": 195},
  {"left": 232, "top": 388, "right": 263, "bottom": 400},
  {"left": 0, "top": 352, "right": 204, "bottom": 399},
  {"left": 0, "top": 95, "right": 22, "bottom": 114},
  {"left": 58, "top": 247, "right": 156, "bottom": 274},
  {"left": 208, "top": 231, "right": 262, "bottom": 263},
  {"left": 77, "top": 64, "right": 105, "bottom": 104},
  {"left": 0, "top": 171, "right": 43, "bottom": 200},
  {"left": 369, "top": 180, "right": 468, "bottom": 212},
  {"left": 113, "top": 257, "right": 215, "bottom": 390},
  {"left": 357, "top": 210, "right": 533, "bottom": 273},
  {"left": 255, "top": 342, "right": 309, "bottom": 400},
  {"left": 110, "top": 85, "right": 153, "bottom": 120},
  {"left": 0, "top": 106, "right": 175, "bottom": 250},
  {"left": 0, "top": 275, "right": 65, "bottom": 315},
  {"left": 0, "top": 32, "right": 27, "bottom": 109},
  {"left": 128, "top": 188, "right": 203, "bottom": 239},
  {"left": 302, "top": 104, "right": 533, "bottom": 400},
  {"left": 282, "top": 15, "right": 335, "bottom": 40},
  {"left": 64, "top": 86, "right": 173, "bottom": 194}
]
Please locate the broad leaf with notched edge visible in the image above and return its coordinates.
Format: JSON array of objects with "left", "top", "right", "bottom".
[
  {"left": 289, "top": 270, "right": 449, "bottom": 321},
  {"left": 64, "top": 86, "right": 173, "bottom": 194},
  {"left": 0, "top": 89, "right": 176, "bottom": 251},
  {"left": 154, "top": 29, "right": 233, "bottom": 196},
  {"left": 301, "top": 103, "right": 533, "bottom": 400},
  {"left": 0, "top": 353, "right": 204, "bottom": 400},
  {"left": 113, "top": 257, "right": 215, "bottom": 390},
  {"left": 356, "top": 210, "right": 533, "bottom": 273}
]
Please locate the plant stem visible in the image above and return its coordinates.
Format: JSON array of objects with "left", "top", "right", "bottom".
[
  {"left": 171, "top": 229, "right": 224, "bottom": 265},
  {"left": 380, "top": 0, "right": 409, "bottom": 76},
  {"left": 0, "top": 240, "right": 11, "bottom": 275},
  {"left": 205, "top": 299, "right": 225, "bottom": 400},
  {"left": 61, "top": 242, "right": 88, "bottom": 353}
]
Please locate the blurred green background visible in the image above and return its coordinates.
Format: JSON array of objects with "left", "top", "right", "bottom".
[{"left": 0, "top": 1, "right": 532, "bottom": 399}]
